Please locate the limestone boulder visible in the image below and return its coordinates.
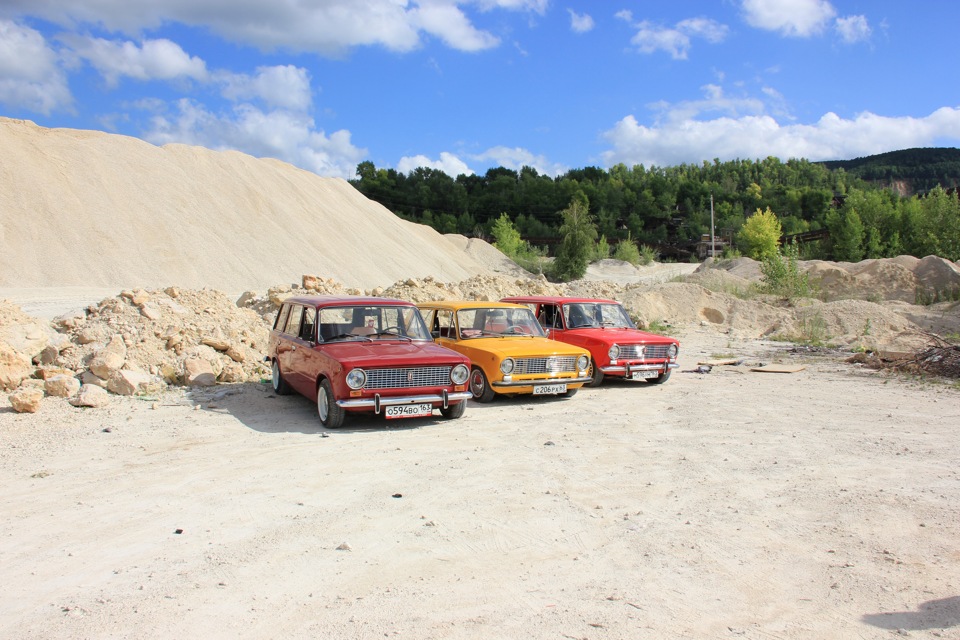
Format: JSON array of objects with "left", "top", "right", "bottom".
[
  {"left": 184, "top": 357, "right": 217, "bottom": 386},
  {"left": 88, "top": 334, "right": 127, "bottom": 379},
  {"left": 80, "top": 370, "right": 108, "bottom": 388},
  {"left": 218, "top": 362, "right": 245, "bottom": 383},
  {"left": 70, "top": 384, "right": 110, "bottom": 408},
  {"left": 45, "top": 374, "right": 81, "bottom": 398},
  {"left": 107, "top": 370, "right": 164, "bottom": 396},
  {"left": 0, "top": 343, "right": 33, "bottom": 391},
  {"left": 9, "top": 387, "right": 44, "bottom": 413}
]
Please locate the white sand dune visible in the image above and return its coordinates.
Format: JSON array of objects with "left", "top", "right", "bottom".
[{"left": 0, "top": 118, "right": 497, "bottom": 293}]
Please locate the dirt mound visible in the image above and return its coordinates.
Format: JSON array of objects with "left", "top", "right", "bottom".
[{"left": 0, "top": 118, "right": 508, "bottom": 292}]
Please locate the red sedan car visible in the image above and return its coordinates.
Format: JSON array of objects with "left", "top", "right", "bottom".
[
  {"left": 501, "top": 296, "right": 679, "bottom": 386},
  {"left": 267, "top": 296, "right": 472, "bottom": 428}
]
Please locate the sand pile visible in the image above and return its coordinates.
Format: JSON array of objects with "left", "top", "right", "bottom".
[{"left": 0, "top": 118, "right": 518, "bottom": 292}]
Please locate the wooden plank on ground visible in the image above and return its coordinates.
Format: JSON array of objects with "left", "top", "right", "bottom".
[{"left": 699, "top": 359, "right": 740, "bottom": 366}]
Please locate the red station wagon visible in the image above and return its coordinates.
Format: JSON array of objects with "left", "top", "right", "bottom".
[
  {"left": 267, "top": 296, "right": 473, "bottom": 428},
  {"left": 502, "top": 296, "right": 679, "bottom": 386}
]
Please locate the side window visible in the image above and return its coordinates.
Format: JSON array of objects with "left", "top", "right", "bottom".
[
  {"left": 436, "top": 310, "right": 454, "bottom": 338},
  {"left": 274, "top": 304, "right": 291, "bottom": 331},
  {"left": 300, "top": 307, "right": 316, "bottom": 341},
  {"left": 540, "top": 304, "right": 560, "bottom": 329},
  {"left": 284, "top": 305, "right": 304, "bottom": 336}
]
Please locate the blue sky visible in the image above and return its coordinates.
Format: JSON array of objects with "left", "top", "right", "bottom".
[{"left": 1, "top": 0, "right": 958, "bottom": 180}]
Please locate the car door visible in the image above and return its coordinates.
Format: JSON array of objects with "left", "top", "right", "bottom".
[{"left": 277, "top": 304, "right": 311, "bottom": 396}]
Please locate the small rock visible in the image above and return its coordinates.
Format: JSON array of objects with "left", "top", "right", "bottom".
[
  {"left": 70, "top": 384, "right": 110, "bottom": 408},
  {"left": 9, "top": 387, "right": 44, "bottom": 413},
  {"left": 336, "top": 542, "right": 352, "bottom": 551}
]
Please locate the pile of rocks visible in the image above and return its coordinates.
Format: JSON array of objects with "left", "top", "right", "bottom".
[{"left": 2, "top": 287, "right": 270, "bottom": 413}]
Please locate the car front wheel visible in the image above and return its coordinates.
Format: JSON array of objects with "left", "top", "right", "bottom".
[
  {"left": 647, "top": 370, "right": 671, "bottom": 385},
  {"left": 469, "top": 367, "right": 496, "bottom": 403},
  {"left": 587, "top": 359, "right": 604, "bottom": 387},
  {"left": 317, "top": 378, "right": 345, "bottom": 428},
  {"left": 440, "top": 401, "right": 466, "bottom": 419},
  {"left": 272, "top": 360, "right": 292, "bottom": 395}
]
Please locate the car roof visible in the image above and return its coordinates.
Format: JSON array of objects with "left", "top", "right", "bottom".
[
  {"left": 281, "top": 295, "right": 414, "bottom": 307},
  {"left": 501, "top": 295, "right": 621, "bottom": 305},
  {"left": 417, "top": 300, "right": 530, "bottom": 311}
]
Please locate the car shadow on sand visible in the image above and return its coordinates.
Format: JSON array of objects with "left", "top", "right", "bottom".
[
  {"left": 185, "top": 381, "right": 471, "bottom": 435},
  {"left": 862, "top": 596, "right": 960, "bottom": 631}
]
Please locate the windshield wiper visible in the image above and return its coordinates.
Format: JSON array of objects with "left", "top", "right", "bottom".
[
  {"left": 373, "top": 331, "right": 412, "bottom": 341},
  {"left": 327, "top": 333, "right": 372, "bottom": 342}
]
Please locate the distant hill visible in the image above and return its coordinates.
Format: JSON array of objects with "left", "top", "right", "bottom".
[{"left": 819, "top": 147, "right": 960, "bottom": 195}]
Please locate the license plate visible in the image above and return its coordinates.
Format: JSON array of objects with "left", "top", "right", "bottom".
[
  {"left": 630, "top": 370, "right": 658, "bottom": 380},
  {"left": 384, "top": 404, "right": 433, "bottom": 419},
  {"left": 533, "top": 383, "right": 567, "bottom": 395}
]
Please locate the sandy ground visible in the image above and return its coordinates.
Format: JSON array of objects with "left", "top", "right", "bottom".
[{"left": 3, "top": 328, "right": 958, "bottom": 640}]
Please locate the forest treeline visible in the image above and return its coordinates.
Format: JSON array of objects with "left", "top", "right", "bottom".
[{"left": 350, "top": 149, "right": 960, "bottom": 262}]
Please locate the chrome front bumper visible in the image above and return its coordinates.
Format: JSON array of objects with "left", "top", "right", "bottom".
[
  {"left": 600, "top": 362, "right": 680, "bottom": 374},
  {"left": 337, "top": 390, "right": 473, "bottom": 412},
  {"left": 492, "top": 375, "right": 593, "bottom": 388}
]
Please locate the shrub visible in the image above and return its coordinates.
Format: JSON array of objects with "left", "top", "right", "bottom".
[
  {"left": 613, "top": 237, "right": 641, "bottom": 265},
  {"left": 761, "top": 241, "right": 812, "bottom": 300}
]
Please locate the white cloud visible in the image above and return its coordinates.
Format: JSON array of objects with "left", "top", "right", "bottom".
[
  {"left": 835, "top": 14, "right": 871, "bottom": 44},
  {"left": 741, "top": 0, "right": 836, "bottom": 37},
  {"left": 0, "top": 19, "right": 72, "bottom": 114},
  {"left": 61, "top": 35, "right": 208, "bottom": 86},
  {"left": 2, "top": 0, "right": 543, "bottom": 55},
  {"left": 397, "top": 152, "right": 474, "bottom": 176},
  {"left": 652, "top": 84, "right": 767, "bottom": 123},
  {"left": 600, "top": 107, "right": 960, "bottom": 168},
  {"left": 217, "top": 65, "right": 312, "bottom": 112},
  {"left": 567, "top": 9, "right": 594, "bottom": 34},
  {"left": 676, "top": 17, "right": 728, "bottom": 43},
  {"left": 471, "top": 145, "right": 567, "bottom": 176},
  {"left": 411, "top": 2, "right": 500, "bottom": 51},
  {"left": 626, "top": 17, "right": 728, "bottom": 60},
  {"left": 142, "top": 99, "right": 367, "bottom": 179}
]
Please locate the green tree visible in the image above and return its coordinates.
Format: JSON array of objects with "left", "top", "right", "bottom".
[
  {"left": 491, "top": 213, "right": 523, "bottom": 258},
  {"left": 827, "top": 208, "right": 865, "bottom": 261},
  {"left": 594, "top": 234, "right": 610, "bottom": 261},
  {"left": 552, "top": 198, "right": 598, "bottom": 281},
  {"left": 738, "top": 207, "right": 782, "bottom": 259}
]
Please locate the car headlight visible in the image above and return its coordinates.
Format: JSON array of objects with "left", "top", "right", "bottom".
[
  {"left": 451, "top": 364, "right": 469, "bottom": 385},
  {"left": 345, "top": 368, "right": 366, "bottom": 390},
  {"left": 576, "top": 355, "right": 589, "bottom": 372},
  {"left": 607, "top": 344, "right": 620, "bottom": 359},
  {"left": 500, "top": 358, "right": 515, "bottom": 375},
  {"left": 668, "top": 344, "right": 678, "bottom": 358}
]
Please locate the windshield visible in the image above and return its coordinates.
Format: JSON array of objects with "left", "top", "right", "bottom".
[
  {"left": 455, "top": 307, "right": 546, "bottom": 339},
  {"left": 317, "top": 305, "right": 431, "bottom": 341},
  {"left": 563, "top": 303, "right": 636, "bottom": 329}
]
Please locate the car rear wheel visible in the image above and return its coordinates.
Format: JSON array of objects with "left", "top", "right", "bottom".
[
  {"left": 587, "top": 359, "right": 604, "bottom": 387},
  {"left": 647, "top": 370, "right": 671, "bottom": 385},
  {"left": 272, "top": 360, "right": 292, "bottom": 395},
  {"left": 317, "top": 378, "right": 345, "bottom": 428},
  {"left": 469, "top": 367, "right": 496, "bottom": 403},
  {"left": 440, "top": 401, "right": 466, "bottom": 419}
]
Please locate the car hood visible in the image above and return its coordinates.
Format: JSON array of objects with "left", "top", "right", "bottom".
[
  {"left": 321, "top": 340, "right": 468, "bottom": 368},
  {"left": 562, "top": 327, "right": 677, "bottom": 345},
  {"left": 460, "top": 336, "right": 588, "bottom": 359}
]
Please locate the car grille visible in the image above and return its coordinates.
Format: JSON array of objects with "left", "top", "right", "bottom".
[
  {"left": 619, "top": 344, "right": 671, "bottom": 359},
  {"left": 514, "top": 356, "right": 578, "bottom": 375},
  {"left": 365, "top": 366, "right": 451, "bottom": 389}
]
